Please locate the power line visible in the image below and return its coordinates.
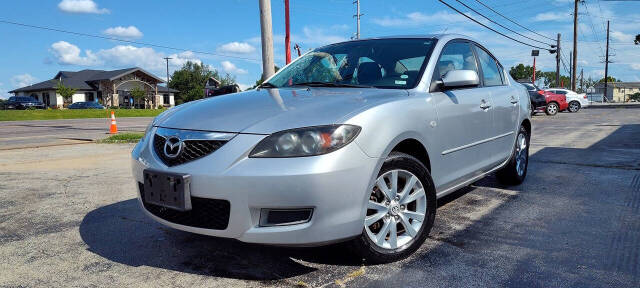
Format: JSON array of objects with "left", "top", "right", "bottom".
[
  {"left": 453, "top": 0, "right": 554, "bottom": 46},
  {"left": 0, "top": 19, "right": 260, "bottom": 61},
  {"left": 472, "top": 0, "right": 556, "bottom": 41},
  {"left": 437, "top": 0, "right": 554, "bottom": 51}
]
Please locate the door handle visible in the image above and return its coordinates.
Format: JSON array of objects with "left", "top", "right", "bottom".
[
  {"left": 510, "top": 96, "right": 518, "bottom": 104},
  {"left": 480, "top": 100, "right": 491, "bottom": 110}
]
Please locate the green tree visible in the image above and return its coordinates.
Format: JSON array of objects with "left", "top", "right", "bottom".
[
  {"left": 598, "top": 76, "right": 620, "bottom": 83},
  {"left": 55, "top": 80, "right": 76, "bottom": 105},
  {"left": 168, "top": 61, "right": 237, "bottom": 104},
  {"left": 129, "top": 86, "right": 147, "bottom": 109},
  {"left": 509, "top": 64, "right": 542, "bottom": 82},
  {"left": 251, "top": 66, "right": 280, "bottom": 89},
  {"left": 629, "top": 92, "right": 640, "bottom": 101}
]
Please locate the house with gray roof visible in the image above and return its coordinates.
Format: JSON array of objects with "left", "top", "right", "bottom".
[{"left": 9, "top": 67, "right": 178, "bottom": 108}]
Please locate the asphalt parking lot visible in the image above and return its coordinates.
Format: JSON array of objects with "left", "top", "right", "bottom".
[
  {"left": 1, "top": 108, "right": 639, "bottom": 287},
  {"left": 0, "top": 117, "right": 151, "bottom": 150}
]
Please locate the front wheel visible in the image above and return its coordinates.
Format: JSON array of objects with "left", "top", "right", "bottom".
[
  {"left": 351, "top": 152, "right": 437, "bottom": 264},
  {"left": 545, "top": 102, "right": 558, "bottom": 116},
  {"left": 568, "top": 101, "right": 581, "bottom": 112},
  {"left": 496, "top": 125, "right": 530, "bottom": 185}
]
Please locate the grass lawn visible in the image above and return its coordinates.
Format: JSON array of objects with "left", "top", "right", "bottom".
[
  {"left": 0, "top": 109, "right": 164, "bottom": 121},
  {"left": 98, "top": 132, "right": 144, "bottom": 143}
]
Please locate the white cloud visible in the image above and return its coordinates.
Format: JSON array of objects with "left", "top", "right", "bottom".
[
  {"left": 611, "top": 31, "right": 633, "bottom": 43},
  {"left": 50, "top": 41, "right": 100, "bottom": 65},
  {"left": 532, "top": 11, "right": 570, "bottom": 22},
  {"left": 58, "top": 0, "right": 109, "bottom": 14},
  {"left": 11, "top": 74, "right": 37, "bottom": 88},
  {"left": 221, "top": 61, "right": 248, "bottom": 74},
  {"left": 217, "top": 42, "right": 256, "bottom": 54},
  {"left": 48, "top": 41, "right": 205, "bottom": 75},
  {"left": 372, "top": 11, "right": 467, "bottom": 27},
  {"left": 630, "top": 63, "right": 640, "bottom": 70},
  {"left": 103, "top": 26, "right": 143, "bottom": 39}
]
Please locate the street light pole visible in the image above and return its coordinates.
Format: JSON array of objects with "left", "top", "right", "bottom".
[
  {"left": 571, "top": 0, "right": 578, "bottom": 91},
  {"left": 284, "top": 0, "right": 291, "bottom": 64},
  {"left": 353, "top": 0, "right": 362, "bottom": 39},
  {"left": 163, "top": 57, "right": 171, "bottom": 109}
]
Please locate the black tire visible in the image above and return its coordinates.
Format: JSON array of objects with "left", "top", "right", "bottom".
[
  {"left": 351, "top": 152, "right": 437, "bottom": 264},
  {"left": 496, "top": 125, "right": 530, "bottom": 185},
  {"left": 568, "top": 101, "right": 581, "bottom": 113},
  {"left": 545, "top": 102, "right": 558, "bottom": 116}
]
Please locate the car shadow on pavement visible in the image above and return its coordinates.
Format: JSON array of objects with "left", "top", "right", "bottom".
[{"left": 79, "top": 199, "right": 361, "bottom": 281}]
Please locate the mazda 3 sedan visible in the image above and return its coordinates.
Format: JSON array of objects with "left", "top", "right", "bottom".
[{"left": 132, "top": 34, "right": 532, "bottom": 263}]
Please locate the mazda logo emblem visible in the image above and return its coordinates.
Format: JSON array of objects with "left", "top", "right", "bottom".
[{"left": 163, "top": 136, "right": 183, "bottom": 158}]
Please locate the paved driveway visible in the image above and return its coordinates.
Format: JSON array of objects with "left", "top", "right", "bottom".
[
  {"left": 0, "top": 117, "right": 152, "bottom": 150},
  {"left": 0, "top": 109, "right": 638, "bottom": 287}
]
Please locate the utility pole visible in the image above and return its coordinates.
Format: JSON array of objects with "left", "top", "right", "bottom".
[
  {"left": 556, "top": 33, "right": 561, "bottom": 88},
  {"left": 580, "top": 68, "right": 584, "bottom": 93},
  {"left": 163, "top": 57, "right": 171, "bottom": 107},
  {"left": 284, "top": 0, "right": 291, "bottom": 64},
  {"left": 572, "top": 0, "right": 579, "bottom": 91},
  {"left": 353, "top": 0, "right": 362, "bottom": 39},
  {"left": 604, "top": 20, "right": 610, "bottom": 102},
  {"left": 259, "top": 0, "right": 275, "bottom": 80},
  {"left": 569, "top": 50, "right": 573, "bottom": 89}
]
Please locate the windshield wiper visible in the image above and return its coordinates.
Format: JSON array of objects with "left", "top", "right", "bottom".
[
  {"left": 291, "top": 82, "right": 372, "bottom": 88},
  {"left": 258, "top": 82, "right": 277, "bottom": 88}
]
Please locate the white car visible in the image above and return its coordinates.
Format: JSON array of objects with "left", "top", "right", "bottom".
[{"left": 544, "top": 88, "right": 589, "bottom": 112}]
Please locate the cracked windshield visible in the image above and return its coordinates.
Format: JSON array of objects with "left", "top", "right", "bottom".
[{"left": 266, "top": 38, "right": 436, "bottom": 89}]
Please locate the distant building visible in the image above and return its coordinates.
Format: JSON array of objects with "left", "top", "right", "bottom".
[
  {"left": 594, "top": 82, "right": 640, "bottom": 102},
  {"left": 9, "top": 67, "right": 178, "bottom": 108}
]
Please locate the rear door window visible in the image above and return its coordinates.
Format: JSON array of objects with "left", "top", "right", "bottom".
[{"left": 474, "top": 45, "right": 504, "bottom": 86}]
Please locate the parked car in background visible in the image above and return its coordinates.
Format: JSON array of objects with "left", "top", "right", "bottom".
[
  {"left": 68, "top": 101, "right": 105, "bottom": 109},
  {"left": 542, "top": 90, "right": 568, "bottom": 116},
  {"left": 545, "top": 88, "right": 588, "bottom": 112},
  {"left": 132, "top": 34, "right": 532, "bottom": 263},
  {"left": 520, "top": 82, "right": 547, "bottom": 115},
  {"left": 4, "top": 96, "right": 45, "bottom": 110}
]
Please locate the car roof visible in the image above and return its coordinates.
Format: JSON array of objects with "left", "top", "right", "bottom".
[{"left": 328, "top": 33, "right": 483, "bottom": 47}]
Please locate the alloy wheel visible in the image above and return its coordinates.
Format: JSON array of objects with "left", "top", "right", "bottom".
[
  {"left": 515, "top": 132, "right": 528, "bottom": 176},
  {"left": 569, "top": 101, "right": 580, "bottom": 112},
  {"left": 547, "top": 103, "right": 558, "bottom": 114},
  {"left": 365, "top": 169, "right": 427, "bottom": 250}
]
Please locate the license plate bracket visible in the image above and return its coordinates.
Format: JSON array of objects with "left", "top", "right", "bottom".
[{"left": 143, "top": 169, "right": 192, "bottom": 211}]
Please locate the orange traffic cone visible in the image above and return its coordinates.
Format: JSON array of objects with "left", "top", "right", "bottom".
[{"left": 109, "top": 111, "right": 118, "bottom": 134}]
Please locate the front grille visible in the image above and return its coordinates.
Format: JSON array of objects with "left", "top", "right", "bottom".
[
  {"left": 153, "top": 134, "right": 226, "bottom": 167},
  {"left": 139, "top": 183, "right": 230, "bottom": 230}
]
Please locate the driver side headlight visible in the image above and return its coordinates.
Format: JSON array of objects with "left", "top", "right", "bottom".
[{"left": 249, "top": 125, "right": 361, "bottom": 158}]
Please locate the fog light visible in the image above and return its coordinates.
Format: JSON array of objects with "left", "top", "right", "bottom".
[{"left": 259, "top": 208, "right": 313, "bottom": 227}]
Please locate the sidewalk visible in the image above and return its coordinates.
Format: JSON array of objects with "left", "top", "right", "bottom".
[{"left": 586, "top": 102, "right": 640, "bottom": 109}]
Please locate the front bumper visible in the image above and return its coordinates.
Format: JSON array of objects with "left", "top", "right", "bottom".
[{"left": 131, "top": 128, "right": 379, "bottom": 246}]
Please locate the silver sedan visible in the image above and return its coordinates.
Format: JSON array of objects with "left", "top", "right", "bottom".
[{"left": 131, "top": 34, "right": 531, "bottom": 263}]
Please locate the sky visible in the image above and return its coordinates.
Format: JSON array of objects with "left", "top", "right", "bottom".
[{"left": 1, "top": 0, "right": 639, "bottom": 99}]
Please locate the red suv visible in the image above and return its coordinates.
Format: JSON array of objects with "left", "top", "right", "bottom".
[{"left": 542, "top": 90, "right": 568, "bottom": 116}]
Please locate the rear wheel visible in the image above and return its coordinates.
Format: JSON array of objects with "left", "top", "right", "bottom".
[
  {"left": 352, "top": 152, "right": 436, "bottom": 264},
  {"left": 545, "top": 102, "right": 558, "bottom": 116},
  {"left": 568, "top": 101, "right": 581, "bottom": 112},
  {"left": 496, "top": 125, "right": 529, "bottom": 185}
]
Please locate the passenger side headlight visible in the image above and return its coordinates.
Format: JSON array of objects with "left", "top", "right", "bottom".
[{"left": 249, "top": 125, "right": 361, "bottom": 157}]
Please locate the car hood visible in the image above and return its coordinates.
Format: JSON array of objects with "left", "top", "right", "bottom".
[{"left": 154, "top": 87, "right": 406, "bottom": 134}]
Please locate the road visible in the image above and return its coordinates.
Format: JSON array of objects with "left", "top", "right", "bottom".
[
  {"left": 0, "top": 117, "right": 152, "bottom": 150},
  {"left": 0, "top": 109, "right": 638, "bottom": 287}
]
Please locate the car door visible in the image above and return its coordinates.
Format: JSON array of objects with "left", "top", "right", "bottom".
[
  {"left": 473, "top": 44, "right": 518, "bottom": 166},
  {"left": 429, "top": 40, "right": 493, "bottom": 191}
]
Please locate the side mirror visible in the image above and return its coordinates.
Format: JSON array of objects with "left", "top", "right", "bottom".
[{"left": 441, "top": 70, "right": 480, "bottom": 88}]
